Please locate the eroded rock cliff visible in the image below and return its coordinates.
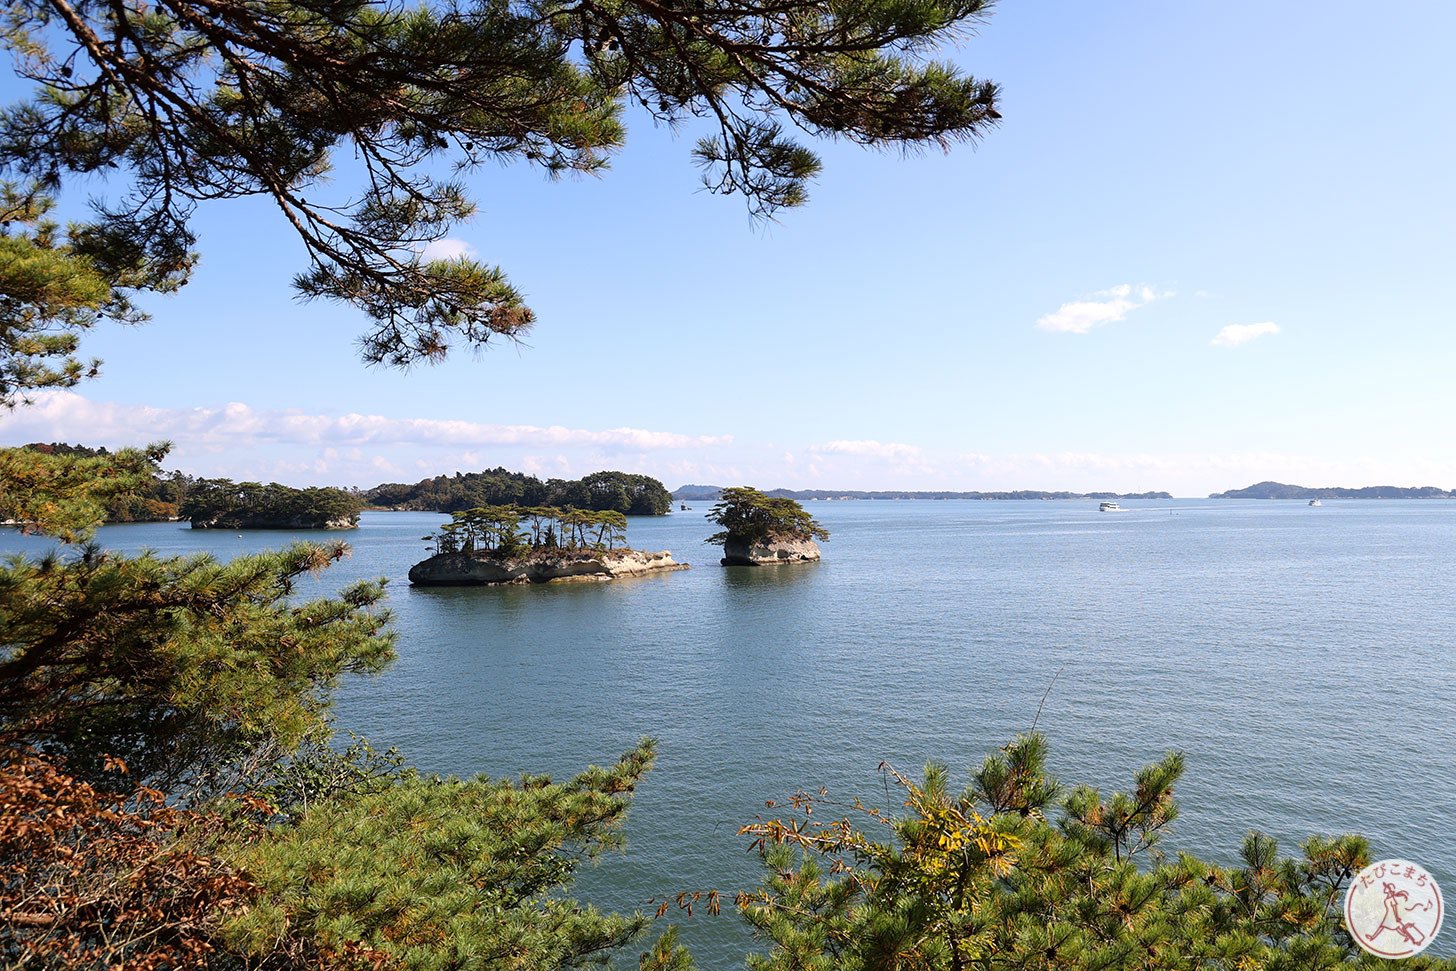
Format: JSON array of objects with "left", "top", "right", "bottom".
[{"left": 720, "top": 536, "right": 821, "bottom": 566}]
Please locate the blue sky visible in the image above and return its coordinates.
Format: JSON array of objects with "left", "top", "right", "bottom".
[{"left": 4, "top": 2, "right": 1455, "bottom": 495}]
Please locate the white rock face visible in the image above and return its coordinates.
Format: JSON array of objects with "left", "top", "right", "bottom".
[
  {"left": 720, "top": 536, "right": 821, "bottom": 566},
  {"left": 408, "top": 549, "right": 688, "bottom": 585}
]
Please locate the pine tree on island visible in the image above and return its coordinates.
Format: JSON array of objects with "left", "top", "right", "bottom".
[
  {"left": 409, "top": 504, "right": 687, "bottom": 585},
  {"left": 706, "top": 486, "right": 828, "bottom": 565}
]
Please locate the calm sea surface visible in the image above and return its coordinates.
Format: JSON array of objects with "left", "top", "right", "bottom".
[{"left": 6, "top": 499, "right": 1455, "bottom": 964}]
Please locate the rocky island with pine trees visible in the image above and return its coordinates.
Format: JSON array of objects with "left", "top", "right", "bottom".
[
  {"left": 408, "top": 504, "right": 687, "bottom": 585},
  {"left": 707, "top": 487, "right": 829, "bottom": 565}
]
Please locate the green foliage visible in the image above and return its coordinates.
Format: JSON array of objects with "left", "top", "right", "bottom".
[
  {"left": 259, "top": 730, "right": 410, "bottom": 825},
  {"left": 0, "top": 0, "right": 1000, "bottom": 389},
  {"left": 181, "top": 477, "right": 364, "bottom": 529},
  {"left": 738, "top": 734, "right": 1456, "bottom": 971},
  {"left": 225, "top": 741, "right": 658, "bottom": 970},
  {"left": 13, "top": 441, "right": 191, "bottom": 524},
  {"left": 431, "top": 503, "right": 630, "bottom": 555},
  {"left": 639, "top": 926, "right": 697, "bottom": 971},
  {"left": 0, "top": 541, "right": 395, "bottom": 794},
  {"left": 370, "top": 467, "right": 672, "bottom": 516},
  {"left": 0, "top": 441, "right": 170, "bottom": 542},
  {"left": 0, "top": 185, "right": 192, "bottom": 405},
  {"left": 705, "top": 486, "right": 829, "bottom": 547},
  {"left": 370, "top": 467, "right": 553, "bottom": 511},
  {"left": 555, "top": 471, "right": 675, "bottom": 516}
]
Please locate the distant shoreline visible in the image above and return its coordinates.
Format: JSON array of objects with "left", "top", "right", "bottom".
[
  {"left": 673, "top": 488, "right": 1172, "bottom": 502},
  {"left": 673, "top": 482, "right": 1456, "bottom": 502},
  {"left": 1207, "top": 481, "right": 1456, "bottom": 500}
]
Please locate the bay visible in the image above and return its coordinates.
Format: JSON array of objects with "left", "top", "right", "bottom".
[{"left": 6, "top": 498, "right": 1454, "bottom": 965}]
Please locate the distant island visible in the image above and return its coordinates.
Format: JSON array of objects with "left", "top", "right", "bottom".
[
  {"left": 675, "top": 485, "right": 1173, "bottom": 502},
  {"left": 1210, "top": 481, "right": 1456, "bottom": 500},
  {"left": 183, "top": 479, "right": 363, "bottom": 529},
  {"left": 408, "top": 504, "right": 687, "bottom": 585},
  {"left": 368, "top": 468, "right": 672, "bottom": 516}
]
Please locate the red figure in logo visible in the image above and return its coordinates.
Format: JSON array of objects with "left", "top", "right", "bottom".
[
  {"left": 1345, "top": 858, "right": 1442, "bottom": 958},
  {"left": 1370, "top": 881, "right": 1428, "bottom": 948}
]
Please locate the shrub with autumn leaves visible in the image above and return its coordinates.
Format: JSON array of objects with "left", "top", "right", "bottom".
[{"left": 0, "top": 747, "right": 383, "bottom": 970}]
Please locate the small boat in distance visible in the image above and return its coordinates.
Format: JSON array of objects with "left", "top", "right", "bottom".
[
  {"left": 1308, "top": 499, "right": 1322, "bottom": 507},
  {"left": 681, "top": 503, "right": 692, "bottom": 511},
  {"left": 1099, "top": 501, "right": 1121, "bottom": 512}
]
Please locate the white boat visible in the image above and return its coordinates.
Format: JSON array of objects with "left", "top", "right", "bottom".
[
  {"left": 1308, "top": 499, "right": 1322, "bottom": 507},
  {"left": 1099, "top": 501, "right": 1121, "bottom": 512}
]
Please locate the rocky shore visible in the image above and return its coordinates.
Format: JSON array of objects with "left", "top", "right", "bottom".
[
  {"left": 720, "top": 536, "right": 821, "bottom": 566},
  {"left": 408, "top": 549, "right": 688, "bottom": 586}
]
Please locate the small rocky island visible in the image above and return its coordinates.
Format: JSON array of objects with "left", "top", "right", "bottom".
[
  {"left": 706, "top": 487, "right": 828, "bottom": 566},
  {"left": 408, "top": 505, "right": 687, "bottom": 585},
  {"left": 182, "top": 479, "right": 362, "bottom": 529}
]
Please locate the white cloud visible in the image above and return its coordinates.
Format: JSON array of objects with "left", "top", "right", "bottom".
[
  {"left": 1036, "top": 283, "right": 1170, "bottom": 334},
  {"left": 3, "top": 392, "right": 732, "bottom": 452},
  {"left": 1210, "top": 321, "right": 1280, "bottom": 348},
  {"left": 812, "top": 439, "right": 922, "bottom": 460},
  {"left": 419, "top": 238, "right": 475, "bottom": 262},
  {"left": 12, "top": 396, "right": 1441, "bottom": 499}
]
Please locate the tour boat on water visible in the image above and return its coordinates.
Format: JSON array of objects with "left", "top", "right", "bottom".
[{"left": 1099, "top": 501, "right": 1121, "bottom": 512}]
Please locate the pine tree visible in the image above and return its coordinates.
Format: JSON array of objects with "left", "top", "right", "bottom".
[
  {"left": 0, "top": 441, "right": 169, "bottom": 541},
  {"left": 705, "top": 486, "right": 828, "bottom": 547},
  {"left": 0, "top": 537, "right": 395, "bottom": 794},
  {"left": 0, "top": 0, "right": 1001, "bottom": 401},
  {"left": 0, "top": 447, "right": 669, "bottom": 968},
  {"left": 226, "top": 742, "right": 658, "bottom": 970},
  {"left": 738, "top": 734, "right": 1456, "bottom": 971}
]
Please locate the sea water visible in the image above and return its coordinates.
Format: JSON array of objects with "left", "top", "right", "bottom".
[{"left": 6, "top": 499, "right": 1454, "bottom": 965}]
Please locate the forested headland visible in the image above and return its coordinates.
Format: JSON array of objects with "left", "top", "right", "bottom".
[
  {"left": 367, "top": 469, "right": 673, "bottom": 516},
  {"left": 182, "top": 479, "right": 364, "bottom": 530}
]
